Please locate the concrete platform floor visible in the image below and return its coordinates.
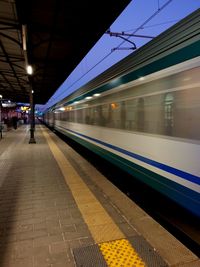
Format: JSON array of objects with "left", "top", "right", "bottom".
[{"left": 0, "top": 125, "right": 199, "bottom": 267}]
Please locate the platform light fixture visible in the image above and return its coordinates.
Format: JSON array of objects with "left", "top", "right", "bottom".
[{"left": 27, "top": 65, "right": 33, "bottom": 75}]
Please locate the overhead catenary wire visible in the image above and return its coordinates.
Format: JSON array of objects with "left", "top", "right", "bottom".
[
  {"left": 114, "top": 0, "right": 173, "bottom": 49},
  {"left": 45, "top": 0, "right": 174, "bottom": 109},
  {"left": 123, "top": 19, "right": 179, "bottom": 32}
]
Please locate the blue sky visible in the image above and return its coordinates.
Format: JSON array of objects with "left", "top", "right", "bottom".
[{"left": 37, "top": 0, "right": 200, "bottom": 112}]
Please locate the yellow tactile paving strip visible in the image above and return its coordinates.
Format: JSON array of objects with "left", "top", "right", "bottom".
[
  {"left": 99, "top": 239, "right": 145, "bottom": 267},
  {"left": 41, "top": 127, "right": 146, "bottom": 266}
]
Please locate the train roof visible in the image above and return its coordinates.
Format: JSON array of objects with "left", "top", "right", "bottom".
[{"left": 52, "top": 8, "right": 200, "bottom": 110}]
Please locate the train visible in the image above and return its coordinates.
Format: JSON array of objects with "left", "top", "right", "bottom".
[{"left": 43, "top": 9, "right": 200, "bottom": 218}]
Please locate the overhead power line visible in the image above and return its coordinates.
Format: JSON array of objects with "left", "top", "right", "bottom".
[
  {"left": 46, "top": 0, "right": 174, "bottom": 107},
  {"left": 114, "top": 0, "right": 173, "bottom": 49},
  {"left": 105, "top": 30, "right": 154, "bottom": 51},
  {"left": 124, "top": 19, "right": 179, "bottom": 32}
]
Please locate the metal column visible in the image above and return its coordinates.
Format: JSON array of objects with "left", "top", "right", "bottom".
[{"left": 29, "top": 77, "right": 36, "bottom": 144}]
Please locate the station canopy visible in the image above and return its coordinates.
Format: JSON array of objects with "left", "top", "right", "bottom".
[{"left": 0, "top": 0, "right": 130, "bottom": 104}]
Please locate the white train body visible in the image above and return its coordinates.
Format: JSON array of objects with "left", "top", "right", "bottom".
[{"left": 44, "top": 10, "right": 200, "bottom": 217}]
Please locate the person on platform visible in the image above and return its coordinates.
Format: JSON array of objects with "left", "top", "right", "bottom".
[{"left": 12, "top": 116, "right": 18, "bottom": 129}]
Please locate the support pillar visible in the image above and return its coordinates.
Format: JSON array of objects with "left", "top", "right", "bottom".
[{"left": 29, "top": 78, "right": 36, "bottom": 144}]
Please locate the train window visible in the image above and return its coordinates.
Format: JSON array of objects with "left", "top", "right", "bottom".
[
  {"left": 120, "top": 101, "right": 126, "bottom": 129},
  {"left": 137, "top": 98, "right": 145, "bottom": 131},
  {"left": 164, "top": 93, "right": 174, "bottom": 136},
  {"left": 55, "top": 66, "right": 200, "bottom": 141},
  {"left": 76, "top": 109, "right": 83, "bottom": 123},
  {"left": 125, "top": 99, "right": 137, "bottom": 131},
  {"left": 110, "top": 102, "right": 120, "bottom": 128}
]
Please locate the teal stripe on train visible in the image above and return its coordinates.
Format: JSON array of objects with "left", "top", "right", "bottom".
[
  {"left": 67, "top": 40, "right": 200, "bottom": 105},
  {"left": 55, "top": 126, "right": 200, "bottom": 218}
]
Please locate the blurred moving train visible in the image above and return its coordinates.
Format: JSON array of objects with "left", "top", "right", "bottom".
[{"left": 44, "top": 9, "right": 200, "bottom": 218}]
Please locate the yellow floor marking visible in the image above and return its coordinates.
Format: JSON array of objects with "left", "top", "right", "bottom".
[
  {"left": 41, "top": 127, "right": 146, "bottom": 266},
  {"left": 99, "top": 239, "right": 146, "bottom": 266},
  {"left": 41, "top": 127, "right": 124, "bottom": 243}
]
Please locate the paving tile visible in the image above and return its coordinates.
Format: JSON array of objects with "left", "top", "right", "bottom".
[
  {"left": 63, "top": 230, "right": 87, "bottom": 241},
  {"left": 33, "top": 244, "right": 49, "bottom": 254},
  {"left": 34, "top": 222, "right": 47, "bottom": 231},
  {"left": 33, "top": 236, "right": 51, "bottom": 247},
  {"left": 47, "top": 226, "right": 62, "bottom": 235},
  {"left": 50, "top": 241, "right": 68, "bottom": 254},
  {"left": 0, "top": 125, "right": 187, "bottom": 267},
  {"left": 79, "top": 237, "right": 94, "bottom": 246},
  {"left": 67, "top": 239, "right": 81, "bottom": 249},
  {"left": 2, "top": 257, "right": 34, "bottom": 267},
  {"left": 48, "top": 234, "right": 64, "bottom": 243},
  {"left": 61, "top": 224, "right": 76, "bottom": 233},
  {"left": 15, "top": 240, "right": 34, "bottom": 259}
]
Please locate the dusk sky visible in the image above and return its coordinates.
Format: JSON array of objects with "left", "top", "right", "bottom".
[{"left": 38, "top": 0, "right": 200, "bottom": 112}]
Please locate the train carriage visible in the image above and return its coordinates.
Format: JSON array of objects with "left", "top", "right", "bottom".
[{"left": 44, "top": 9, "right": 200, "bottom": 218}]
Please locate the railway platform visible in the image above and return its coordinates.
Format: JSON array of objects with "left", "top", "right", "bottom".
[{"left": 0, "top": 124, "right": 199, "bottom": 267}]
